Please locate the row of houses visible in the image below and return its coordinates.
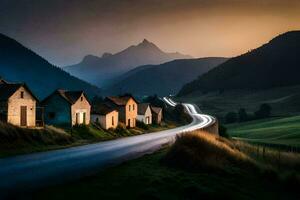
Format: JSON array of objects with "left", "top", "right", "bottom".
[{"left": 0, "top": 79, "right": 163, "bottom": 130}]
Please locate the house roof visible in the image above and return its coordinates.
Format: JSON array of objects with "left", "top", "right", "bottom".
[
  {"left": 43, "top": 89, "right": 89, "bottom": 105},
  {"left": 138, "top": 103, "right": 150, "bottom": 115},
  {"left": 92, "top": 103, "right": 116, "bottom": 115},
  {"left": 151, "top": 106, "right": 162, "bottom": 115},
  {"left": 0, "top": 83, "right": 39, "bottom": 101},
  {"left": 0, "top": 78, "right": 8, "bottom": 84},
  {"left": 105, "top": 95, "right": 138, "bottom": 106}
]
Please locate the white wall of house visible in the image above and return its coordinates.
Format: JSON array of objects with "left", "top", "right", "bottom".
[
  {"left": 137, "top": 106, "right": 152, "bottom": 125},
  {"left": 92, "top": 110, "right": 118, "bottom": 130},
  {"left": 7, "top": 86, "right": 36, "bottom": 127},
  {"left": 71, "top": 94, "right": 91, "bottom": 126}
]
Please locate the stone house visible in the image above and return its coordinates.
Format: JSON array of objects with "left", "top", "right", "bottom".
[
  {"left": 151, "top": 106, "right": 163, "bottom": 124},
  {"left": 105, "top": 95, "right": 138, "bottom": 128},
  {"left": 137, "top": 103, "right": 152, "bottom": 125},
  {"left": 0, "top": 82, "right": 38, "bottom": 127},
  {"left": 42, "top": 90, "right": 91, "bottom": 127},
  {"left": 91, "top": 103, "right": 118, "bottom": 130}
]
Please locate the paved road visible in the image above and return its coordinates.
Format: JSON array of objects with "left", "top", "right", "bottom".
[{"left": 0, "top": 98, "right": 215, "bottom": 197}]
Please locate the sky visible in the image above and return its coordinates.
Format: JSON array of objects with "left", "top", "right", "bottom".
[{"left": 1, "top": 0, "right": 300, "bottom": 66}]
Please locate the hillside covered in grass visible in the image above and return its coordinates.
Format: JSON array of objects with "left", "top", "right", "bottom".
[
  {"left": 177, "top": 84, "right": 300, "bottom": 120},
  {"left": 227, "top": 115, "right": 300, "bottom": 148},
  {"left": 30, "top": 131, "right": 300, "bottom": 200}
]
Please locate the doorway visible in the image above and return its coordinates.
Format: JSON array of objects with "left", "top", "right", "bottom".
[
  {"left": 20, "top": 106, "right": 27, "bottom": 126},
  {"left": 128, "top": 119, "right": 131, "bottom": 127}
]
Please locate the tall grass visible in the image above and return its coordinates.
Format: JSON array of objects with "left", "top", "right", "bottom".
[
  {"left": 0, "top": 122, "right": 74, "bottom": 156},
  {"left": 163, "top": 131, "right": 257, "bottom": 171},
  {"left": 164, "top": 130, "right": 300, "bottom": 173}
]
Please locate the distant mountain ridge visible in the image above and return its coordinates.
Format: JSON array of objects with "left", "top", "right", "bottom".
[
  {"left": 0, "top": 33, "right": 101, "bottom": 99},
  {"left": 64, "top": 39, "right": 192, "bottom": 87},
  {"left": 178, "top": 31, "right": 300, "bottom": 96},
  {"left": 103, "top": 57, "right": 228, "bottom": 96}
]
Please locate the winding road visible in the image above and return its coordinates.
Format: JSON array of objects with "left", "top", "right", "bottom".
[{"left": 0, "top": 98, "right": 215, "bottom": 197}]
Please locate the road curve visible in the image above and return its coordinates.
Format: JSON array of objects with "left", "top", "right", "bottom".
[{"left": 0, "top": 98, "right": 215, "bottom": 196}]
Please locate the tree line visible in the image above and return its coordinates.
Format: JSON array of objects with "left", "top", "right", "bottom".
[{"left": 225, "top": 103, "right": 272, "bottom": 124}]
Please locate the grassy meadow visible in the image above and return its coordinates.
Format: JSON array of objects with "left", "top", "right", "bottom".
[
  {"left": 28, "top": 131, "right": 300, "bottom": 200},
  {"left": 227, "top": 115, "right": 300, "bottom": 148},
  {"left": 177, "top": 85, "right": 300, "bottom": 120}
]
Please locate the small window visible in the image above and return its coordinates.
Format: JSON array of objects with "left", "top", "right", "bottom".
[
  {"left": 129, "top": 105, "right": 131, "bottom": 111},
  {"left": 49, "top": 112, "right": 56, "bottom": 119},
  {"left": 20, "top": 91, "right": 24, "bottom": 99},
  {"left": 133, "top": 104, "right": 135, "bottom": 110},
  {"left": 81, "top": 96, "right": 83, "bottom": 101},
  {"left": 112, "top": 116, "right": 114, "bottom": 126}
]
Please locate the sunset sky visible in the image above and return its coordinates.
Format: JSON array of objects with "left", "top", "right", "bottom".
[{"left": 1, "top": 0, "right": 300, "bottom": 66}]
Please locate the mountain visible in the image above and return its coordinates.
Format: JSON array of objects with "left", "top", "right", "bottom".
[
  {"left": 102, "top": 57, "right": 227, "bottom": 97},
  {"left": 178, "top": 31, "right": 300, "bottom": 96},
  {"left": 64, "top": 39, "right": 192, "bottom": 87},
  {"left": 0, "top": 33, "right": 101, "bottom": 99}
]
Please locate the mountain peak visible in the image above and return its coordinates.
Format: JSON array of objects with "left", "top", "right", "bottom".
[
  {"left": 142, "top": 39, "right": 150, "bottom": 44},
  {"left": 138, "top": 38, "right": 155, "bottom": 46}
]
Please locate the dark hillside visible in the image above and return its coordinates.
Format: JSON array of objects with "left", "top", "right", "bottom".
[
  {"left": 0, "top": 33, "right": 101, "bottom": 99},
  {"left": 179, "top": 31, "right": 300, "bottom": 96}
]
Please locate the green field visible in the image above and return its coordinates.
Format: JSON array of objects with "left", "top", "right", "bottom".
[
  {"left": 227, "top": 115, "right": 300, "bottom": 147},
  {"left": 177, "top": 85, "right": 300, "bottom": 120}
]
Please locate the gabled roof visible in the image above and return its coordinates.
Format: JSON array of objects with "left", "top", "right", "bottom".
[
  {"left": 92, "top": 103, "right": 116, "bottom": 115},
  {"left": 43, "top": 89, "right": 89, "bottom": 105},
  {"left": 0, "top": 78, "right": 8, "bottom": 84},
  {"left": 0, "top": 83, "right": 39, "bottom": 101},
  {"left": 105, "top": 95, "right": 138, "bottom": 106},
  {"left": 138, "top": 103, "right": 151, "bottom": 115},
  {"left": 151, "top": 106, "right": 162, "bottom": 114}
]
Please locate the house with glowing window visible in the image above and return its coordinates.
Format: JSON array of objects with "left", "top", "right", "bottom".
[
  {"left": 137, "top": 103, "right": 152, "bottom": 125},
  {"left": 42, "top": 90, "right": 91, "bottom": 127},
  {"left": 91, "top": 103, "right": 118, "bottom": 130},
  {"left": 0, "top": 80, "right": 38, "bottom": 127},
  {"left": 105, "top": 95, "right": 138, "bottom": 128}
]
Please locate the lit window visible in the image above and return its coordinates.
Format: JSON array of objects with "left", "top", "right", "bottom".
[{"left": 20, "top": 91, "right": 24, "bottom": 99}]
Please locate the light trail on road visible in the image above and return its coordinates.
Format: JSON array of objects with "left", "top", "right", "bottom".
[{"left": 0, "top": 97, "right": 215, "bottom": 197}]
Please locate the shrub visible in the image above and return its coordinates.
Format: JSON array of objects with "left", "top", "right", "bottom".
[
  {"left": 238, "top": 108, "right": 248, "bottom": 122},
  {"left": 225, "top": 112, "right": 237, "bottom": 124},
  {"left": 115, "top": 123, "right": 131, "bottom": 136},
  {"left": 70, "top": 124, "right": 95, "bottom": 139},
  {"left": 218, "top": 124, "right": 229, "bottom": 138},
  {"left": 255, "top": 103, "right": 272, "bottom": 119},
  {"left": 136, "top": 121, "right": 149, "bottom": 130}
]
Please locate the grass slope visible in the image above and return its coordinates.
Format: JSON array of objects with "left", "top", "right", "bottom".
[
  {"left": 30, "top": 131, "right": 300, "bottom": 200},
  {"left": 227, "top": 115, "right": 300, "bottom": 147},
  {"left": 0, "top": 121, "right": 177, "bottom": 158},
  {"left": 177, "top": 85, "right": 300, "bottom": 119}
]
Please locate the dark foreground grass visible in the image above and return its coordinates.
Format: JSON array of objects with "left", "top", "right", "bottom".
[{"left": 30, "top": 131, "right": 300, "bottom": 200}]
